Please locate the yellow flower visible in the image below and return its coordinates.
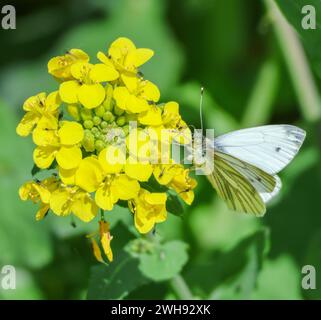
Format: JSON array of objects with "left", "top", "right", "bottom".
[
  {"left": 50, "top": 185, "right": 98, "bottom": 222},
  {"left": 59, "top": 62, "right": 119, "bottom": 109},
  {"left": 48, "top": 49, "right": 90, "bottom": 80},
  {"left": 129, "top": 189, "right": 167, "bottom": 234},
  {"left": 65, "top": 148, "right": 140, "bottom": 211},
  {"left": 98, "top": 37, "right": 153, "bottom": 91},
  {"left": 168, "top": 167, "right": 197, "bottom": 205},
  {"left": 88, "top": 221, "right": 113, "bottom": 263},
  {"left": 33, "top": 121, "right": 84, "bottom": 170},
  {"left": 124, "top": 128, "right": 154, "bottom": 181},
  {"left": 113, "top": 79, "right": 160, "bottom": 113},
  {"left": 19, "top": 176, "right": 59, "bottom": 220},
  {"left": 16, "top": 92, "right": 60, "bottom": 137}
]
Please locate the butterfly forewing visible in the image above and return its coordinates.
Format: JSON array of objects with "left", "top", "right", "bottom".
[{"left": 214, "top": 125, "right": 306, "bottom": 175}]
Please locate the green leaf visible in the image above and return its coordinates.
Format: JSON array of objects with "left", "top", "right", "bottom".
[
  {"left": 87, "top": 251, "right": 149, "bottom": 300},
  {"left": 166, "top": 191, "right": 184, "bottom": 217},
  {"left": 185, "top": 228, "right": 270, "bottom": 299},
  {"left": 31, "top": 164, "right": 41, "bottom": 177},
  {"left": 251, "top": 255, "right": 302, "bottom": 299},
  {"left": 138, "top": 240, "right": 189, "bottom": 282}
]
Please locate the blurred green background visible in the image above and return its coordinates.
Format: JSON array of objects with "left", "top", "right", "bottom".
[{"left": 1, "top": 0, "right": 321, "bottom": 300}]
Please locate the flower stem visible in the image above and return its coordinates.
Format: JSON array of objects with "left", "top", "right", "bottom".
[
  {"left": 265, "top": 0, "right": 321, "bottom": 123},
  {"left": 170, "top": 274, "right": 194, "bottom": 300},
  {"left": 242, "top": 58, "right": 280, "bottom": 127},
  {"left": 100, "top": 209, "right": 105, "bottom": 221}
]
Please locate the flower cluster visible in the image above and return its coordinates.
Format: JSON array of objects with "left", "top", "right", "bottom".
[{"left": 17, "top": 37, "right": 197, "bottom": 263}]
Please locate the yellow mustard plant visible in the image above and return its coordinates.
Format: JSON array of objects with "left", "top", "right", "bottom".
[{"left": 17, "top": 37, "right": 197, "bottom": 263}]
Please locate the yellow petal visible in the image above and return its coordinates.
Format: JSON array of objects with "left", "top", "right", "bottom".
[
  {"left": 140, "top": 81, "right": 160, "bottom": 102},
  {"left": 125, "top": 48, "right": 154, "bottom": 68},
  {"left": 67, "top": 104, "right": 81, "bottom": 121},
  {"left": 138, "top": 107, "right": 162, "bottom": 126},
  {"left": 59, "top": 80, "right": 80, "bottom": 104},
  {"left": 45, "top": 91, "right": 61, "bottom": 112},
  {"left": 16, "top": 112, "right": 39, "bottom": 136},
  {"left": 78, "top": 84, "right": 105, "bottom": 109},
  {"left": 121, "top": 73, "right": 139, "bottom": 92},
  {"left": 33, "top": 146, "right": 57, "bottom": 169},
  {"left": 91, "top": 238, "right": 105, "bottom": 263},
  {"left": 109, "top": 37, "right": 136, "bottom": 59},
  {"left": 36, "top": 204, "right": 50, "bottom": 221},
  {"left": 134, "top": 210, "right": 155, "bottom": 234},
  {"left": 100, "top": 227, "right": 113, "bottom": 263},
  {"left": 56, "top": 146, "right": 82, "bottom": 170},
  {"left": 113, "top": 86, "right": 130, "bottom": 110},
  {"left": 127, "top": 95, "right": 149, "bottom": 113},
  {"left": 23, "top": 93, "right": 45, "bottom": 112},
  {"left": 58, "top": 166, "right": 76, "bottom": 185},
  {"left": 75, "top": 157, "right": 103, "bottom": 192},
  {"left": 97, "top": 51, "right": 114, "bottom": 67},
  {"left": 50, "top": 188, "right": 71, "bottom": 216},
  {"left": 95, "top": 184, "right": 119, "bottom": 211},
  {"left": 90, "top": 63, "right": 119, "bottom": 82},
  {"left": 98, "top": 146, "right": 125, "bottom": 174},
  {"left": 71, "top": 192, "right": 98, "bottom": 222},
  {"left": 113, "top": 175, "right": 140, "bottom": 200},
  {"left": 69, "top": 49, "right": 89, "bottom": 61},
  {"left": 37, "top": 114, "right": 59, "bottom": 131},
  {"left": 32, "top": 128, "right": 58, "bottom": 146},
  {"left": 145, "top": 193, "right": 167, "bottom": 205},
  {"left": 70, "top": 62, "right": 92, "bottom": 80},
  {"left": 58, "top": 121, "right": 84, "bottom": 145},
  {"left": 33, "top": 183, "right": 51, "bottom": 203},
  {"left": 125, "top": 160, "right": 153, "bottom": 182}
]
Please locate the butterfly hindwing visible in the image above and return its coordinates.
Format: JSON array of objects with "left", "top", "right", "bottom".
[{"left": 207, "top": 152, "right": 280, "bottom": 216}]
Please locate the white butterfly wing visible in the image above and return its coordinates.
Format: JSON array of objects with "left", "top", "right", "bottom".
[{"left": 214, "top": 125, "right": 306, "bottom": 175}]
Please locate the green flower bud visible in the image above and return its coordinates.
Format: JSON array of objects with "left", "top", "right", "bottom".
[
  {"left": 95, "top": 140, "right": 105, "bottom": 152},
  {"left": 82, "top": 133, "right": 95, "bottom": 152},
  {"left": 103, "top": 111, "right": 115, "bottom": 122},
  {"left": 102, "top": 84, "right": 114, "bottom": 111},
  {"left": 80, "top": 108, "right": 92, "bottom": 121},
  {"left": 122, "top": 125, "right": 130, "bottom": 136},
  {"left": 125, "top": 113, "right": 138, "bottom": 122},
  {"left": 101, "top": 121, "right": 108, "bottom": 129},
  {"left": 114, "top": 105, "right": 124, "bottom": 116},
  {"left": 94, "top": 105, "right": 105, "bottom": 118},
  {"left": 93, "top": 116, "right": 101, "bottom": 126},
  {"left": 116, "top": 116, "right": 126, "bottom": 126},
  {"left": 91, "top": 127, "right": 99, "bottom": 134},
  {"left": 84, "top": 120, "right": 94, "bottom": 129}
]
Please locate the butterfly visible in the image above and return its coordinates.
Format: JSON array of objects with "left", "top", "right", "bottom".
[{"left": 203, "top": 124, "right": 306, "bottom": 216}]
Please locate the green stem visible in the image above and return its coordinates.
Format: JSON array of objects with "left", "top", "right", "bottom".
[
  {"left": 100, "top": 209, "right": 105, "bottom": 221},
  {"left": 265, "top": 0, "right": 321, "bottom": 123},
  {"left": 170, "top": 274, "right": 194, "bottom": 300},
  {"left": 242, "top": 58, "right": 280, "bottom": 127}
]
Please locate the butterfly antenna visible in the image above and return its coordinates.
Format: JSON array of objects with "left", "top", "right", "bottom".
[{"left": 199, "top": 87, "right": 204, "bottom": 133}]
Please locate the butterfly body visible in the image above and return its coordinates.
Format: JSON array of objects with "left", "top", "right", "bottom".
[{"left": 205, "top": 125, "right": 305, "bottom": 216}]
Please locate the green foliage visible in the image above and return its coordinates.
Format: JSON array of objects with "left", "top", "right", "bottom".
[
  {"left": 87, "top": 251, "right": 149, "bottom": 300},
  {"left": 136, "top": 240, "right": 189, "bottom": 282}
]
